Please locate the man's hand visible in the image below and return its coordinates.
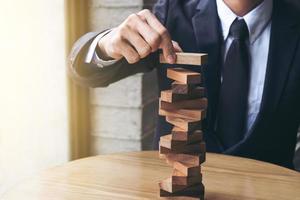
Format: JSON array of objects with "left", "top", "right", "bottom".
[{"left": 98, "top": 9, "right": 182, "bottom": 64}]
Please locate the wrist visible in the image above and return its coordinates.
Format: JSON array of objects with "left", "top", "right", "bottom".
[{"left": 97, "top": 38, "right": 113, "bottom": 61}]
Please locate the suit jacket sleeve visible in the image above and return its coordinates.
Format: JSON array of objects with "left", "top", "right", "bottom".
[{"left": 68, "top": 0, "right": 170, "bottom": 88}]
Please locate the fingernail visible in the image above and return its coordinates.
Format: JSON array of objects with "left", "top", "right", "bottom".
[{"left": 167, "top": 55, "right": 175, "bottom": 64}]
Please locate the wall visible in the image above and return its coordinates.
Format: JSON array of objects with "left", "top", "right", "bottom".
[
  {"left": 0, "top": 0, "right": 69, "bottom": 196},
  {"left": 88, "top": 0, "right": 159, "bottom": 154}
]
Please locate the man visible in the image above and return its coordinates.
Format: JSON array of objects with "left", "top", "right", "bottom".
[{"left": 69, "top": 0, "right": 300, "bottom": 169}]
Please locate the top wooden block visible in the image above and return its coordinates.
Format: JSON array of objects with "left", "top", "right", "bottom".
[{"left": 160, "top": 52, "right": 208, "bottom": 66}]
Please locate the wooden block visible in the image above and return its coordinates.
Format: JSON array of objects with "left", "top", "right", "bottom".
[
  {"left": 163, "top": 153, "right": 205, "bottom": 166},
  {"left": 159, "top": 145, "right": 171, "bottom": 155},
  {"left": 159, "top": 141, "right": 206, "bottom": 155},
  {"left": 160, "top": 134, "right": 185, "bottom": 149},
  {"left": 159, "top": 108, "right": 206, "bottom": 121},
  {"left": 172, "top": 127, "right": 203, "bottom": 144},
  {"left": 160, "top": 88, "right": 205, "bottom": 103},
  {"left": 166, "top": 117, "right": 202, "bottom": 132},
  {"left": 191, "top": 87, "right": 206, "bottom": 98},
  {"left": 160, "top": 150, "right": 206, "bottom": 166},
  {"left": 160, "top": 131, "right": 203, "bottom": 148},
  {"left": 172, "top": 169, "right": 202, "bottom": 186},
  {"left": 161, "top": 90, "right": 188, "bottom": 103},
  {"left": 159, "top": 196, "right": 201, "bottom": 200},
  {"left": 160, "top": 184, "right": 205, "bottom": 199},
  {"left": 160, "top": 52, "right": 208, "bottom": 66},
  {"left": 158, "top": 178, "right": 187, "bottom": 193},
  {"left": 172, "top": 81, "right": 195, "bottom": 94},
  {"left": 174, "top": 161, "right": 201, "bottom": 177},
  {"left": 167, "top": 68, "right": 201, "bottom": 84},
  {"left": 160, "top": 98, "right": 208, "bottom": 110}
]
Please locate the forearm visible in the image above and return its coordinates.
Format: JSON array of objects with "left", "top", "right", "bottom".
[
  {"left": 68, "top": 31, "right": 158, "bottom": 88},
  {"left": 69, "top": 0, "right": 174, "bottom": 88}
]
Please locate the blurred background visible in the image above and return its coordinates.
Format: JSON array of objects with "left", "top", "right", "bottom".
[
  {"left": 0, "top": 0, "right": 158, "bottom": 196},
  {"left": 0, "top": 0, "right": 299, "bottom": 197}
]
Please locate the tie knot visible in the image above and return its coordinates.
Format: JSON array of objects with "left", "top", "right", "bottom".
[{"left": 229, "top": 19, "right": 249, "bottom": 40}]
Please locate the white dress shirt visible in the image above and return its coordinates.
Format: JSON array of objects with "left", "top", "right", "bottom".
[
  {"left": 216, "top": 0, "right": 273, "bottom": 132},
  {"left": 85, "top": 29, "right": 118, "bottom": 67},
  {"left": 87, "top": 0, "right": 273, "bottom": 133}
]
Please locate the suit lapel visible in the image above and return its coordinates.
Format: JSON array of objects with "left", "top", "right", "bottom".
[
  {"left": 192, "top": 0, "right": 223, "bottom": 131},
  {"left": 252, "top": 1, "right": 300, "bottom": 131}
]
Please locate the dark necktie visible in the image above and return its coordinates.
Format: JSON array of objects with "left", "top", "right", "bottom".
[{"left": 217, "top": 18, "right": 250, "bottom": 149}]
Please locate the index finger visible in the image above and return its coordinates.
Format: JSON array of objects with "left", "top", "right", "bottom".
[{"left": 138, "top": 10, "right": 176, "bottom": 64}]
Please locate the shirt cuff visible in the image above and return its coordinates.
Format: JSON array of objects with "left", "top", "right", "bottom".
[{"left": 85, "top": 29, "right": 118, "bottom": 68}]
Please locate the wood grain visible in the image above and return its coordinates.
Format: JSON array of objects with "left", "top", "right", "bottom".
[
  {"left": 171, "top": 169, "right": 202, "bottom": 186},
  {"left": 159, "top": 134, "right": 185, "bottom": 149},
  {"left": 160, "top": 183, "right": 204, "bottom": 199},
  {"left": 161, "top": 153, "right": 205, "bottom": 166},
  {"left": 160, "top": 88, "right": 205, "bottom": 103},
  {"left": 174, "top": 161, "right": 201, "bottom": 177},
  {"left": 159, "top": 98, "right": 208, "bottom": 110},
  {"left": 159, "top": 108, "right": 206, "bottom": 121},
  {"left": 159, "top": 142, "right": 206, "bottom": 155},
  {"left": 159, "top": 178, "right": 187, "bottom": 193},
  {"left": 160, "top": 52, "right": 208, "bottom": 66},
  {"left": 159, "top": 132, "right": 203, "bottom": 148},
  {"left": 2, "top": 151, "right": 300, "bottom": 200},
  {"left": 167, "top": 68, "right": 201, "bottom": 84},
  {"left": 171, "top": 81, "right": 195, "bottom": 94},
  {"left": 166, "top": 117, "right": 202, "bottom": 131},
  {"left": 172, "top": 127, "right": 203, "bottom": 143}
]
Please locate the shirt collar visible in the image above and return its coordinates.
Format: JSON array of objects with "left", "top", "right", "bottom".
[{"left": 216, "top": 0, "right": 273, "bottom": 44}]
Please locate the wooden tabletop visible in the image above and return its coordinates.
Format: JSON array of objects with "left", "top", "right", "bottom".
[{"left": 2, "top": 151, "right": 300, "bottom": 200}]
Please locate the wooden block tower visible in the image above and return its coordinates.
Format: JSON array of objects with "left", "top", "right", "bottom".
[{"left": 158, "top": 52, "right": 208, "bottom": 199}]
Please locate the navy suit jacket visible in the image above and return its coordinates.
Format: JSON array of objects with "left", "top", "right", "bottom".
[{"left": 69, "top": 0, "right": 300, "bottom": 169}]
